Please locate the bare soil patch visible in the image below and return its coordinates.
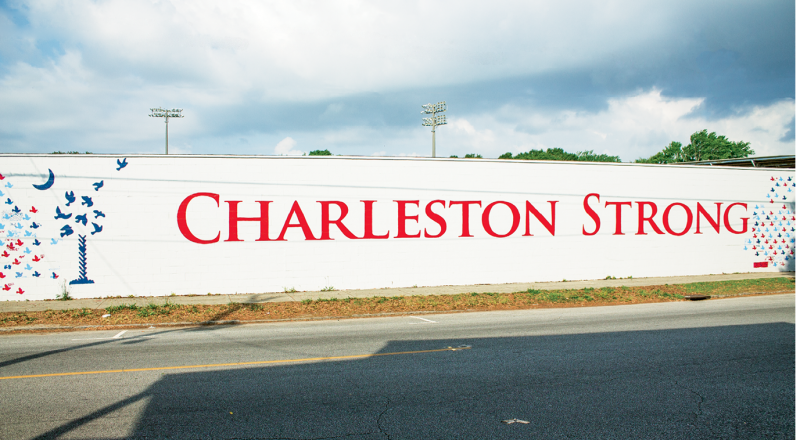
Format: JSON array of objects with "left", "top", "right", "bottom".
[{"left": 0, "top": 277, "right": 794, "bottom": 332}]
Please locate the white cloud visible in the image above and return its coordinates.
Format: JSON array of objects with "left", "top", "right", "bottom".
[
  {"left": 274, "top": 136, "right": 303, "bottom": 156},
  {"left": 7, "top": 0, "right": 712, "bottom": 101},
  {"left": 442, "top": 90, "right": 794, "bottom": 160}
]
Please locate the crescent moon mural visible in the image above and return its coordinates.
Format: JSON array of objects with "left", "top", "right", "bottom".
[{"left": 32, "top": 169, "right": 55, "bottom": 190}]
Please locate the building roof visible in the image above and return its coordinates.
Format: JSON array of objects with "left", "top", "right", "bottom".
[{"left": 676, "top": 155, "right": 795, "bottom": 169}]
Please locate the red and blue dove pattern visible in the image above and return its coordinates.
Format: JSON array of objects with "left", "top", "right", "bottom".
[{"left": 746, "top": 175, "right": 795, "bottom": 268}]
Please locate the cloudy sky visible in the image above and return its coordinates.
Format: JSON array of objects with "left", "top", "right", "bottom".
[{"left": 0, "top": 0, "right": 794, "bottom": 160}]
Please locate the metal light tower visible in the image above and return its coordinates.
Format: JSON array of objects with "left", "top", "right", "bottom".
[
  {"left": 422, "top": 101, "right": 447, "bottom": 157},
  {"left": 149, "top": 107, "right": 184, "bottom": 154}
]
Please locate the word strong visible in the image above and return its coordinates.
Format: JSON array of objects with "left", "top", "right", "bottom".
[
  {"left": 176, "top": 193, "right": 558, "bottom": 244},
  {"left": 581, "top": 194, "right": 749, "bottom": 236}
]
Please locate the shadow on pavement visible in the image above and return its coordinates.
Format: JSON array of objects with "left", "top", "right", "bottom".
[{"left": 31, "top": 322, "right": 795, "bottom": 440}]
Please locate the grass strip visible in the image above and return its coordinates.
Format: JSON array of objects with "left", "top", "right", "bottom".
[{"left": 0, "top": 277, "right": 793, "bottom": 329}]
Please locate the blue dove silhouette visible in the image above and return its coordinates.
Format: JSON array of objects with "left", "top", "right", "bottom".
[{"left": 54, "top": 207, "right": 72, "bottom": 220}]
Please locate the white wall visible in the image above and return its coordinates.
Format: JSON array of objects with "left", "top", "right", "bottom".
[{"left": 0, "top": 155, "right": 794, "bottom": 300}]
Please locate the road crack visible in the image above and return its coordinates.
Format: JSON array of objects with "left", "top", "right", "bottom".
[{"left": 376, "top": 397, "right": 392, "bottom": 439}]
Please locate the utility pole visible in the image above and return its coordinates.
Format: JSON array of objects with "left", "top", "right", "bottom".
[
  {"left": 422, "top": 101, "right": 447, "bottom": 157},
  {"left": 149, "top": 108, "right": 184, "bottom": 154}
]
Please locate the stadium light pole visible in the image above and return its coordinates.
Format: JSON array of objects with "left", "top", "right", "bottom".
[
  {"left": 149, "top": 107, "right": 184, "bottom": 154},
  {"left": 421, "top": 101, "right": 447, "bottom": 157}
]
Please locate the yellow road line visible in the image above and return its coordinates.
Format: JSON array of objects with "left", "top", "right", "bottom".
[{"left": 0, "top": 346, "right": 471, "bottom": 380}]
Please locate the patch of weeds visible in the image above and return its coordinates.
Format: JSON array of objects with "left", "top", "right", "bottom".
[
  {"left": 321, "top": 286, "right": 335, "bottom": 292},
  {"left": 284, "top": 287, "right": 297, "bottom": 293},
  {"left": 191, "top": 306, "right": 199, "bottom": 313},
  {"left": 526, "top": 288, "right": 541, "bottom": 295},
  {"left": 3, "top": 314, "right": 37, "bottom": 324},
  {"left": 638, "top": 289, "right": 652, "bottom": 298},
  {"left": 72, "top": 308, "right": 91, "bottom": 318},
  {"left": 56, "top": 281, "right": 72, "bottom": 301},
  {"left": 105, "top": 304, "right": 139, "bottom": 313},
  {"left": 546, "top": 292, "right": 566, "bottom": 302},
  {"left": 604, "top": 275, "right": 617, "bottom": 280},
  {"left": 248, "top": 303, "right": 264, "bottom": 311},
  {"left": 301, "top": 299, "right": 313, "bottom": 305},
  {"left": 654, "top": 290, "right": 682, "bottom": 299}
]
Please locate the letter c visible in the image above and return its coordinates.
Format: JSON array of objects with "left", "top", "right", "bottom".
[{"left": 177, "top": 193, "right": 220, "bottom": 244}]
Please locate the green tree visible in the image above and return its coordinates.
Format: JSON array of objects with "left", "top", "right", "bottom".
[
  {"left": 463, "top": 153, "right": 483, "bottom": 158},
  {"left": 636, "top": 130, "right": 753, "bottom": 164},
  {"left": 308, "top": 149, "right": 332, "bottom": 156},
  {"left": 498, "top": 148, "right": 620, "bottom": 162}
]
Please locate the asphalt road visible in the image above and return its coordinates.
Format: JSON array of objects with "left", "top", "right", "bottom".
[{"left": 0, "top": 294, "right": 794, "bottom": 439}]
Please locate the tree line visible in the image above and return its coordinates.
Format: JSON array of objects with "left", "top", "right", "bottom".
[{"left": 314, "top": 130, "right": 754, "bottom": 163}]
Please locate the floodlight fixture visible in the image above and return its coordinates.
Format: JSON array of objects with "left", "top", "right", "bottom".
[
  {"left": 421, "top": 101, "right": 447, "bottom": 157},
  {"left": 149, "top": 107, "right": 184, "bottom": 154}
]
